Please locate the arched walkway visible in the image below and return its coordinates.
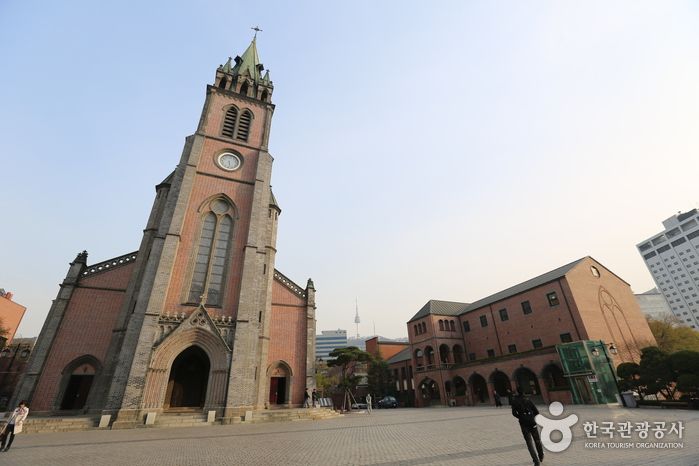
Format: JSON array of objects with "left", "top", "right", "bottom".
[
  {"left": 414, "top": 349, "right": 424, "bottom": 369},
  {"left": 453, "top": 376, "right": 467, "bottom": 406},
  {"left": 514, "top": 367, "right": 543, "bottom": 404},
  {"left": 541, "top": 364, "right": 569, "bottom": 391},
  {"left": 419, "top": 378, "right": 441, "bottom": 406},
  {"left": 57, "top": 355, "right": 101, "bottom": 411},
  {"left": 490, "top": 370, "right": 512, "bottom": 403},
  {"left": 439, "top": 344, "right": 451, "bottom": 365},
  {"left": 469, "top": 373, "right": 489, "bottom": 404},
  {"left": 453, "top": 345, "right": 465, "bottom": 364},
  {"left": 165, "top": 346, "right": 210, "bottom": 408},
  {"left": 424, "top": 346, "right": 435, "bottom": 367},
  {"left": 267, "top": 361, "right": 293, "bottom": 405}
]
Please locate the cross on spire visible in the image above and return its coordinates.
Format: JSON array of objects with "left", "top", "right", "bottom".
[{"left": 251, "top": 25, "right": 263, "bottom": 39}]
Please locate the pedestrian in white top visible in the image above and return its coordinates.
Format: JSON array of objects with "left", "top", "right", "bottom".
[
  {"left": 1, "top": 400, "right": 29, "bottom": 452},
  {"left": 366, "top": 394, "right": 372, "bottom": 414}
]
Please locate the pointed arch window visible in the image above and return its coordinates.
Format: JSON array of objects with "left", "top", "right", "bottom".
[
  {"left": 222, "top": 107, "right": 238, "bottom": 138},
  {"left": 237, "top": 110, "right": 252, "bottom": 142},
  {"left": 188, "top": 199, "right": 235, "bottom": 306},
  {"left": 220, "top": 107, "right": 253, "bottom": 142}
]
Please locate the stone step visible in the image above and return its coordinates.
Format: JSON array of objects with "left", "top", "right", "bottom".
[{"left": 21, "top": 417, "right": 99, "bottom": 433}]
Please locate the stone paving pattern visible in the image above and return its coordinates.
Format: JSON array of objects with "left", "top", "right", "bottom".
[{"left": 4, "top": 406, "right": 698, "bottom": 465}]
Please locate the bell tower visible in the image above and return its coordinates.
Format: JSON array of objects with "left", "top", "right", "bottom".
[{"left": 104, "top": 36, "right": 284, "bottom": 423}]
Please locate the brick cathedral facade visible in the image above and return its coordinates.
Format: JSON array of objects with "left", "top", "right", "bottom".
[{"left": 12, "top": 38, "right": 317, "bottom": 425}]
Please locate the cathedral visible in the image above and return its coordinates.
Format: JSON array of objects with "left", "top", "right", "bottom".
[{"left": 13, "top": 37, "right": 317, "bottom": 426}]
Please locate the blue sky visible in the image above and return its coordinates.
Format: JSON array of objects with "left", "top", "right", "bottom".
[{"left": 1, "top": 1, "right": 698, "bottom": 339}]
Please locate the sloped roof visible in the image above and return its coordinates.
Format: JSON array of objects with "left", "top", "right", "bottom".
[
  {"left": 462, "top": 258, "right": 585, "bottom": 313},
  {"left": 273, "top": 269, "right": 306, "bottom": 298},
  {"left": 269, "top": 189, "right": 280, "bottom": 211},
  {"left": 386, "top": 346, "right": 412, "bottom": 364},
  {"left": 157, "top": 170, "right": 175, "bottom": 188},
  {"left": 408, "top": 300, "right": 470, "bottom": 323}
]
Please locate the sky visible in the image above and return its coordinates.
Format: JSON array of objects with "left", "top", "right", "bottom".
[{"left": 1, "top": 1, "right": 698, "bottom": 340}]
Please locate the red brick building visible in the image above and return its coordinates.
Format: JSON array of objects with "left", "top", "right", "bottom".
[
  {"left": 12, "top": 37, "right": 317, "bottom": 425},
  {"left": 0, "top": 290, "right": 26, "bottom": 346},
  {"left": 390, "top": 257, "right": 656, "bottom": 407},
  {"left": 365, "top": 336, "right": 409, "bottom": 361}
]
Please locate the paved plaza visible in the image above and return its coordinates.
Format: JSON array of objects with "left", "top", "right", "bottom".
[{"left": 4, "top": 406, "right": 698, "bottom": 466}]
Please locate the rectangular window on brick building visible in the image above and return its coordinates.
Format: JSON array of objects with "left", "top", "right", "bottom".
[
  {"left": 532, "top": 339, "right": 542, "bottom": 349},
  {"left": 560, "top": 333, "right": 572, "bottom": 343},
  {"left": 480, "top": 315, "right": 488, "bottom": 327},
  {"left": 463, "top": 320, "right": 470, "bottom": 332},
  {"left": 499, "top": 308, "right": 509, "bottom": 321},
  {"left": 547, "top": 292, "right": 560, "bottom": 306},
  {"left": 468, "top": 352, "right": 476, "bottom": 361},
  {"left": 521, "top": 301, "right": 532, "bottom": 314},
  {"left": 508, "top": 344, "right": 517, "bottom": 353},
  {"left": 487, "top": 349, "right": 495, "bottom": 358}
]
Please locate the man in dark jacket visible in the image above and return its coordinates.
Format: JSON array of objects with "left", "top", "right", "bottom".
[{"left": 511, "top": 388, "right": 544, "bottom": 466}]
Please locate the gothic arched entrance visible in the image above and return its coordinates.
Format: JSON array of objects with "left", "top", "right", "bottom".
[
  {"left": 165, "top": 346, "right": 210, "bottom": 409},
  {"left": 58, "top": 357, "right": 100, "bottom": 411},
  {"left": 268, "top": 361, "right": 293, "bottom": 405}
]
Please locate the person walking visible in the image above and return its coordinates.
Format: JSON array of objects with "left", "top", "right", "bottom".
[
  {"left": 511, "top": 388, "right": 544, "bottom": 466},
  {"left": 493, "top": 390, "right": 502, "bottom": 407},
  {"left": 311, "top": 388, "right": 318, "bottom": 408},
  {"left": 366, "top": 393, "right": 372, "bottom": 414},
  {"left": 303, "top": 388, "right": 311, "bottom": 408},
  {"left": 0, "top": 400, "right": 29, "bottom": 452}
]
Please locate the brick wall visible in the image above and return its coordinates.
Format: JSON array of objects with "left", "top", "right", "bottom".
[
  {"left": 565, "top": 257, "right": 657, "bottom": 364},
  {"left": 31, "top": 262, "right": 134, "bottom": 411},
  {"left": 268, "top": 279, "right": 307, "bottom": 405}
]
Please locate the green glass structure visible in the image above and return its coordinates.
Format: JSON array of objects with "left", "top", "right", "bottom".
[{"left": 556, "top": 340, "right": 620, "bottom": 405}]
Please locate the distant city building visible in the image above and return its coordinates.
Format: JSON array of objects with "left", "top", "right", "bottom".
[
  {"left": 0, "top": 289, "right": 27, "bottom": 346},
  {"left": 0, "top": 337, "right": 36, "bottom": 410},
  {"left": 637, "top": 208, "right": 699, "bottom": 329},
  {"left": 635, "top": 288, "right": 674, "bottom": 321},
  {"left": 316, "top": 330, "right": 348, "bottom": 360}
]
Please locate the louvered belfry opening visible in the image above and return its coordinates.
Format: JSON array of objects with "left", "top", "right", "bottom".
[
  {"left": 222, "top": 107, "right": 237, "bottom": 138},
  {"left": 236, "top": 110, "right": 252, "bottom": 141}
]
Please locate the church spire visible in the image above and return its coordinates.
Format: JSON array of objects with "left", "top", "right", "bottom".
[{"left": 215, "top": 34, "right": 273, "bottom": 102}]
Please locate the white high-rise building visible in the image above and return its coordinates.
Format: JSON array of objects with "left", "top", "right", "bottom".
[
  {"left": 637, "top": 208, "right": 699, "bottom": 328},
  {"left": 315, "top": 329, "right": 348, "bottom": 360}
]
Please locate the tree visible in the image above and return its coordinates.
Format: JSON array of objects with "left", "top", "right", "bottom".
[
  {"left": 326, "top": 346, "right": 374, "bottom": 410},
  {"left": 367, "top": 357, "right": 394, "bottom": 398},
  {"left": 638, "top": 347, "right": 677, "bottom": 400},
  {"left": 326, "top": 346, "right": 373, "bottom": 393},
  {"left": 617, "top": 362, "right": 643, "bottom": 398},
  {"left": 668, "top": 350, "right": 699, "bottom": 376},
  {"left": 676, "top": 374, "right": 699, "bottom": 399},
  {"left": 647, "top": 316, "right": 699, "bottom": 353}
]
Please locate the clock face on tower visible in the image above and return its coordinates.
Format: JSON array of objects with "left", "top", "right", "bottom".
[{"left": 217, "top": 152, "right": 241, "bottom": 171}]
